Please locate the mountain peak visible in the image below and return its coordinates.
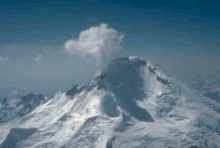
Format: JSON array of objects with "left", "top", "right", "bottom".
[{"left": 1, "top": 57, "right": 220, "bottom": 148}]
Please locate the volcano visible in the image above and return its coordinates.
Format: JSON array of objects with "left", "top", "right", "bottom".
[{"left": 0, "top": 57, "right": 220, "bottom": 148}]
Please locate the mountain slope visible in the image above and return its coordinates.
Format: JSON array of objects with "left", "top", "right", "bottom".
[
  {"left": 0, "top": 57, "right": 220, "bottom": 148},
  {"left": 0, "top": 92, "right": 47, "bottom": 123}
]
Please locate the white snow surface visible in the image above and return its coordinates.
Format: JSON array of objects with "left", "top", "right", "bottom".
[{"left": 0, "top": 57, "right": 220, "bottom": 148}]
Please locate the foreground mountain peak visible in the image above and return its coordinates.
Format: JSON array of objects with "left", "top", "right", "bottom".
[{"left": 0, "top": 57, "right": 220, "bottom": 148}]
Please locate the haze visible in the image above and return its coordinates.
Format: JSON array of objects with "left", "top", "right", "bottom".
[{"left": 0, "top": 0, "right": 220, "bottom": 99}]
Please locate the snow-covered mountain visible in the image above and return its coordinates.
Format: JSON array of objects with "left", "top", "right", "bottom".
[
  {"left": 182, "top": 75, "right": 220, "bottom": 103},
  {"left": 0, "top": 57, "right": 220, "bottom": 148},
  {"left": 0, "top": 92, "right": 47, "bottom": 123}
]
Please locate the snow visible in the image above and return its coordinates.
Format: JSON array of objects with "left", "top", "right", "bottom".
[
  {"left": 0, "top": 56, "right": 220, "bottom": 148},
  {"left": 0, "top": 92, "right": 47, "bottom": 123}
]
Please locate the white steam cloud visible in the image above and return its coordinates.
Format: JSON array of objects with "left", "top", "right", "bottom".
[{"left": 64, "top": 23, "right": 124, "bottom": 74}]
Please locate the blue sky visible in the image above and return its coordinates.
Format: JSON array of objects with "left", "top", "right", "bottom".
[{"left": 0, "top": 0, "right": 220, "bottom": 98}]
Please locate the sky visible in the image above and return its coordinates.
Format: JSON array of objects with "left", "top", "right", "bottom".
[{"left": 0, "top": 0, "right": 220, "bottom": 98}]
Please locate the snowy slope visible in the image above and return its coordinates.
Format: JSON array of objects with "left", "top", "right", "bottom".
[
  {"left": 0, "top": 92, "right": 47, "bottom": 123},
  {"left": 0, "top": 57, "right": 220, "bottom": 148}
]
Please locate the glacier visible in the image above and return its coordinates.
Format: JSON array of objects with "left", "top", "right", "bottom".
[{"left": 0, "top": 57, "right": 220, "bottom": 148}]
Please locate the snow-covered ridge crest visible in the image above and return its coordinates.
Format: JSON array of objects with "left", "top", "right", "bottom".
[{"left": 0, "top": 56, "right": 220, "bottom": 148}]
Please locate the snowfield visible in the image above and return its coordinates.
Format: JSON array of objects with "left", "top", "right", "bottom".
[{"left": 0, "top": 57, "right": 220, "bottom": 148}]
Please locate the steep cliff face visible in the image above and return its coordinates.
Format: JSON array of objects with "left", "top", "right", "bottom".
[{"left": 0, "top": 57, "right": 220, "bottom": 148}]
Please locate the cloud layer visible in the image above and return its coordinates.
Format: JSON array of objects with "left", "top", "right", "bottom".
[
  {"left": 0, "top": 56, "right": 9, "bottom": 63},
  {"left": 34, "top": 55, "right": 43, "bottom": 62},
  {"left": 64, "top": 23, "right": 124, "bottom": 74}
]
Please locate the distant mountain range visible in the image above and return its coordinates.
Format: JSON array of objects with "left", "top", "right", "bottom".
[
  {"left": 0, "top": 92, "right": 47, "bottom": 123},
  {"left": 182, "top": 75, "right": 220, "bottom": 103}
]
